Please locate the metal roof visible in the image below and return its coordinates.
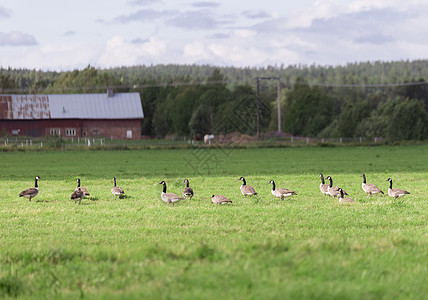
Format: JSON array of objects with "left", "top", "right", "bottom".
[{"left": 0, "top": 92, "right": 144, "bottom": 120}]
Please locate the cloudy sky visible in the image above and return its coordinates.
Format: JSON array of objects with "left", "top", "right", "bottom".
[{"left": 1, "top": 0, "right": 428, "bottom": 70}]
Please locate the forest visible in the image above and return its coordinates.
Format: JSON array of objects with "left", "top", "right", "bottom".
[{"left": 1, "top": 59, "right": 428, "bottom": 141}]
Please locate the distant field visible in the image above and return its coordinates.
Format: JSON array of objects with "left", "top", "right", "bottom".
[{"left": 0, "top": 146, "right": 427, "bottom": 299}]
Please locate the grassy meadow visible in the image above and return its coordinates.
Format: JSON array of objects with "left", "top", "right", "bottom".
[{"left": 0, "top": 145, "right": 427, "bottom": 299}]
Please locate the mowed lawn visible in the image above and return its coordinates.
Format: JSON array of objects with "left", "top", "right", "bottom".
[{"left": 0, "top": 146, "right": 427, "bottom": 299}]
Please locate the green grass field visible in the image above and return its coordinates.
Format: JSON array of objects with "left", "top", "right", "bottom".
[{"left": 0, "top": 146, "right": 427, "bottom": 299}]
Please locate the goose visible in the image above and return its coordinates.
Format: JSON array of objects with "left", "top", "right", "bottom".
[
  {"left": 70, "top": 188, "right": 84, "bottom": 204},
  {"left": 268, "top": 180, "right": 297, "bottom": 200},
  {"left": 182, "top": 179, "right": 194, "bottom": 200},
  {"left": 111, "top": 177, "right": 125, "bottom": 199},
  {"left": 386, "top": 178, "right": 410, "bottom": 199},
  {"left": 361, "top": 173, "right": 383, "bottom": 196},
  {"left": 159, "top": 181, "right": 183, "bottom": 205},
  {"left": 325, "top": 176, "right": 348, "bottom": 198},
  {"left": 338, "top": 188, "right": 355, "bottom": 203},
  {"left": 211, "top": 194, "right": 233, "bottom": 204},
  {"left": 238, "top": 177, "right": 257, "bottom": 196},
  {"left": 76, "top": 178, "right": 90, "bottom": 197},
  {"left": 19, "top": 176, "right": 41, "bottom": 201},
  {"left": 318, "top": 173, "right": 329, "bottom": 196}
]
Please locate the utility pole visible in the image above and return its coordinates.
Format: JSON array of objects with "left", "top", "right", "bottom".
[
  {"left": 256, "top": 78, "right": 261, "bottom": 138},
  {"left": 255, "top": 77, "right": 282, "bottom": 138},
  {"left": 277, "top": 78, "right": 282, "bottom": 133}
]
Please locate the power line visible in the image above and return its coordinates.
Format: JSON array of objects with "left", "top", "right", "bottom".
[{"left": 1, "top": 78, "right": 428, "bottom": 94}]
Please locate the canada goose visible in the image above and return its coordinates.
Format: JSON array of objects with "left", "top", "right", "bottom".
[
  {"left": 111, "top": 177, "right": 125, "bottom": 199},
  {"left": 386, "top": 178, "right": 410, "bottom": 199},
  {"left": 238, "top": 177, "right": 257, "bottom": 196},
  {"left": 70, "top": 187, "right": 84, "bottom": 204},
  {"left": 182, "top": 179, "right": 194, "bottom": 200},
  {"left": 325, "top": 176, "right": 348, "bottom": 198},
  {"left": 211, "top": 194, "right": 233, "bottom": 204},
  {"left": 338, "top": 188, "right": 355, "bottom": 203},
  {"left": 361, "top": 173, "right": 384, "bottom": 196},
  {"left": 159, "top": 181, "right": 183, "bottom": 205},
  {"left": 318, "top": 173, "right": 329, "bottom": 196},
  {"left": 76, "top": 178, "right": 90, "bottom": 197},
  {"left": 19, "top": 176, "right": 41, "bottom": 201},
  {"left": 268, "top": 180, "right": 297, "bottom": 200}
]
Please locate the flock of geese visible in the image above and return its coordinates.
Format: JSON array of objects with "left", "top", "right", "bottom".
[{"left": 18, "top": 173, "right": 410, "bottom": 205}]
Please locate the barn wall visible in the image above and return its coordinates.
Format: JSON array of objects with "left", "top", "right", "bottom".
[
  {"left": 82, "top": 119, "right": 141, "bottom": 140},
  {"left": 0, "top": 119, "right": 141, "bottom": 140}
]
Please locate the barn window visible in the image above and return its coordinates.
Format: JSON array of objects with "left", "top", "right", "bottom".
[
  {"left": 127, "top": 130, "right": 132, "bottom": 139},
  {"left": 50, "top": 128, "right": 61, "bottom": 136},
  {"left": 65, "top": 128, "right": 76, "bottom": 136},
  {"left": 93, "top": 129, "right": 99, "bottom": 135}
]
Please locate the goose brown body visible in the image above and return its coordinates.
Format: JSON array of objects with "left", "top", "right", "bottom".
[
  {"left": 361, "top": 173, "right": 383, "bottom": 196},
  {"left": 76, "top": 178, "right": 90, "bottom": 197},
  {"left": 211, "top": 194, "right": 233, "bottom": 204},
  {"left": 319, "top": 173, "right": 329, "bottom": 195},
  {"left": 19, "top": 176, "right": 40, "bottom": 201},
  {"left": 268, "top": 180, "right": 297, "bottom": 200},
  {"left": 238, "top": 177, "right": 257, "bottom": 196},
  {"left": 159, "top": 181, "right": 183, "bottom": 204},
  {"left": 182, "top": 179, "right": 194, "bottom": 199},
  {"left": 326, "top": 176, "right": 348, "bottom": 198},
  {"left": 338, "top": 188, "right": 355, "bottom": 203},
  {"left": 70, "top": 187, "right": 84, "bottom": 204},
  {"left": 386, "top": 178, "right": 410, "bottom": 199},
  {"left": 111, "top": 177, "right": 125, "bottom": 198}
]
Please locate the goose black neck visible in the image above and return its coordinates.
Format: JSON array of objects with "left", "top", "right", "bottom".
[
  {"left": 389, "top": 180, "right": 392, "bottom": 189},
  {"left": 77, "top": 179, "right": 81, "bottom": 187},
  {"left": 162, "top": 182, "right": 167, "bottom": 193},
  {"left": 271, "top": 181, "right": 276, "bottom": 190},
  {"left": 34, "top": 177, "right": 38, "bottom": 188},
  {"left": 339, "top": 189, "right": 344, "bottom": 198},
  {"left": 185, "top": 180, "right": 189, "bottom": 188},
  {"left": 328, "top": 177, "right": 333, "bottom": 187},
  {"left": 362, "top": 174, "right": 366, "bottom": 183},
  {"left": 113, "top": 178, "right": 117, "bottom": 187},
  {"left": 320, "top": 175, "right": 325, "bottom": 184},
  {"left": 241, "top": 178, "right": 246, "bottom": 185}
]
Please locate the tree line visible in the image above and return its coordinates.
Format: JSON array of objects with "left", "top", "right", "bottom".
[{"left": 1, "top": 60, "right": 428, "bottom": 141}]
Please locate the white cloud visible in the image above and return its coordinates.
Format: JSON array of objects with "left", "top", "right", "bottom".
[
  {"left": 0, "top": 31, "right": 38, "bottom": 46},
  {"left": 184, "top": 41, "right": 211, "bottom": 59},
  {"left": 2, "top": 0, "right": 428, "bottom": 70},
  {"left": 233, "top": 29, "right": 256, "bottom": 38},
  {"left": 98, "top": 35, "right": 167, "bottom": 67},
  {"left": 128, "top": 0, "right": 161, "bottom": 6},
  {"left": 0, "top": 6, "right": 11, "bottom": 19},
  {"left": 192, "top": 2, "right": 221, "bottom": 8}
]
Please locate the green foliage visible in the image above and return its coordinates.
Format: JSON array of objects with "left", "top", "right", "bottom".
[
  {"left": 189, "top": 103, "right": 215, "bottom": 136},
  {"left": 385, "top": 98, "right": 427, "bottom": 141},
  {"left": 321, "top": 98, "right": 370, "bottom": 138},
  {"left": 0, "top": 274, "right": 23, "bottom": 297},
  {"left": 0, "top": 73, "right": 17, "bottom": 92},
  {"left": 139, "top": 86, "right": 172, "bottom": 136},
  {"left": 283, "top": 78, "right": 333, "bottom": 136},
  {"left": 168, "top": 85, "right": 202, "bottom": 136},
  {"left": 46, "top": 65, "right": 122, "bottom": 94},
  {"left": 357, "top": 97, "right": 428, "bottom": 141},
  {"left": 2, "top": 62, "right": 428, "bottom": 140},
  {"left": 46, "top": 136, "right": 65, "bottom": 149}
]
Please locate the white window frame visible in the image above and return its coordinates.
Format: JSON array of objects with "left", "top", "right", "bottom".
[
  {"left": 49, "top": 128, "right": 61, "bottom": 136},
  {"left": 65, "top": 128, "right": 76, "bottom": 137}
]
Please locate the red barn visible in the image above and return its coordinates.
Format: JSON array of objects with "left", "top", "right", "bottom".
[{"left": 0, "top": 91, "right": 144, "bottom": 140}]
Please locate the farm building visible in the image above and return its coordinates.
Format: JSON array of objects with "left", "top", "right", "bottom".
[{"left": 0, "top": 91, "right": 144, "bottom": 140}]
